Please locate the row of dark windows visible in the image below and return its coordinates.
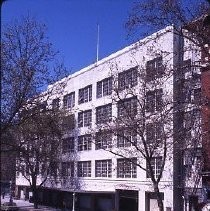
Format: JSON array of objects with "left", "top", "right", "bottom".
[
  {"left": 74, "top": 94, "right": 163, "bottom": 129},
  {"left": 62, "top": 157, "right": 162, "bottom": 178},
  {"left": 17, "top": 155, "right": 163, "bottom": 179},
  {"left": 62, "top": 122, "right": 163, "bottom": 153},
  {"left": 46, "top": 157, "right": 162, "bottom": 178},
  {"left": 52, "top": 57, "right": 164, "bottom": 109}
]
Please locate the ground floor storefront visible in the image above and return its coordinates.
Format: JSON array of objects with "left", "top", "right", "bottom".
[{"left": 16, "top": 186, "right": 141, "bottom": 211}]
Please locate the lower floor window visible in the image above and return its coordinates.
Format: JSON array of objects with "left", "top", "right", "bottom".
[
  {"left": 117, "top": 158, "right": 137, "bottom": 178},
  {"left": 61, "top": 162, "right": 74, "bottom": 177},
  {"left": 146, "top": 157, "right": 162, "bottom": 178},
  {"left": 95, "top": 159, "right": 112, "bottom": 177},
  {"left": 78, "top": 161, "right": 91, "bottom": 177}
]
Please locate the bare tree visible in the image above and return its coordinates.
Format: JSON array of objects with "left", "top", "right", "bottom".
[
  {"left": 1, "top": 16, "right": 69, "bottom": 206},
  {"left": 120, "top": 1, "right": 210, "bottom": 210},
  {"left": 1, "top": 16, "right": 67, "bottom": 134},
  {"left": 13, "top": 105, "right": 64, "bottom": 208}
]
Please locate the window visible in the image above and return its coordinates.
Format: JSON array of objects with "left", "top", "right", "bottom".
[
  {"left": 62, "top": 115, "right": 75, "bottom": 131},
  {"left": 96, "top": 104, "right": 112, "bottom": 124},
  {"left": 78, "top": 110, "right": 92, "bottom": 127},
  {"left": 63, "top": 92, "right": 75, "bottom": 109},
  {"left": 78, "top": 161, "right": 91, "bottom": 177},
  {"left": 146, "top": 89, "right": 163, "bottom": 112},
  {"left": 95, "top": 160, "right": 112, "bottom": 177},
  {"left": 78, "top": 135, "right": 92, "bottom": 151},
  {"left": 50, "top": 162, "right": 58, "bottom": 177},
  {"left": 117, "top": 158, "right": 137, "bottom": 178},
  {"left": 118, "top": 97, "right": 137, "bottom": 118},
  {"left": 78, "top": 85, "right": 92, "bottom": 104},
  {"left": 97, "top": 77, "right": 112, "bottom": 98},
  {"left": 62, "top": 137, "right": 74, "bottom": 153},
  {"left": 146, "top": 57, "right": 164, "bottom": 81},
  {"left": 117, "top": 129, "right": 137, "bottom": 147},
  {"left": 118, "top": 67, "right": 138, "bottom": 90},
  {"left": 146, "top": 122, "right": 163, "bottom": 145},
  {"left": 184, "top": 109, "right": 201, "bottom": 130},
  {"left": 95, "top": 131, "right": 112, "bottom": 150},
  {"left": 146, "top": 157, "right": 162, "bottom": 178},
  {"left": 182, "top": 59, "right": 191, "bottom": 73},
  {"left": 61, "top": 162, "right": 74, "bottom": 177},
  {"left": 192, "top": 88, "right": 201, "bottom": 104},
  {"left": 52, "top": 98, "right": 60, "bottom": 109}
]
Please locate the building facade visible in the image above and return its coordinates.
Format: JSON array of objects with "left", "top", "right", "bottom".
[{"left": 15, "top": 25, "right": 207, "bottom": 211}]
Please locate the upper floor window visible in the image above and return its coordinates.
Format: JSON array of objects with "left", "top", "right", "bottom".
[
  {"left": 146, "top": 157, "right": 162, "bottom": 178},
  {"left": 62, "top": 115, "right": 75, "bottom": 131},
  {"left": 182, "top": 59, "right": 191, "bottom": 73},
  {"left": 118, "top": 67, "right": 138, "bottom": 90},
  {"left": 146, "top": 122, "right": 163, "bottom": 145},
  {"left": 146, "top": 89, "right": 163, "bottom": 112},
  {"left": 77, "top": 161, "right": 91, "bottom": 177},
  {"left": 117, "top": 158, "right": 137, "bottom": 178},
  {"left": 118, "top": 97, "right": 137, "bottom": 118},
  {"left": 52, "top": 98, "right": 60, "bottom": 110},
  {"left": 96, "top": 104, "right": 112, "bottom": 124},
  {"left": 117, "top": 129, "right": 137, "bottom": 148},
  {"left": 78, "top": 85, "right": 92, "bottom": 104},
  {"left": 62, "top": 137, "right": 74, "bottom": 153},
  {"left": 63, "top": 92, "right": 75, "bottom": 109},
  {"left": 97, "top": 77, "right": 112, "bottom": 98},
  {"left": 95, "top": 159, "right": 112, "bottom": 178},
  {"left": 95, "top": 131, "right": 112, "bottom": 150},
  {"left": 78, "top": 110, "right": 92, "bottom": 127},
  {"left": 146, "top": 57, "right": 164, "bottom": 81},
  {"left": 61, "top": 162, "right": 74, "bottom": 177},
  {"left": 78, "top": 135, "right": 92, "bottom": 151}
]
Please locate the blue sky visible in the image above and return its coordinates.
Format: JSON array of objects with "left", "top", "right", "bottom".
[{"left": 2, "top": 0, "right": 136, "bottom": 73}]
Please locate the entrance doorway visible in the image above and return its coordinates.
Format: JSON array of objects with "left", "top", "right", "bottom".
[{"left": 117, "top": 190, "right": 138, "bottom": 211}]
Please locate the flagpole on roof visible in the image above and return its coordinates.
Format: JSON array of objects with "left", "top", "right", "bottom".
[{"left": 96, "top": 23, "right": 100, "bottom": 63}]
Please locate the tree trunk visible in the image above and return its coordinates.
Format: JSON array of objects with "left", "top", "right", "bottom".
[
  {"left": 154, "top": 183, "right": 164, "bottom": 211},
  {"left": 32, "top": 177, "right": 38, "bottom": 209}
]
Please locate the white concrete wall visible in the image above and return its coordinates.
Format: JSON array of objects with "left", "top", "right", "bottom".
[{"left": 16, "top": 25, "right": 179, "bottom": 211}]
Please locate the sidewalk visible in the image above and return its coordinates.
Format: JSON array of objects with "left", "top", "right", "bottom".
[{"left": 1, "top": 195, "right": 62, "bottom": 211}]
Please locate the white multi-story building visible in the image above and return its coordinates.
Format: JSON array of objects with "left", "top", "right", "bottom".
[{"left": 16, "top": 25, "right": 203, "bottom": 211}]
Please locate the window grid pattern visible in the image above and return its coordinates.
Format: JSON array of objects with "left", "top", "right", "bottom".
[
  {"left": 118, "top": 97, "right": 137, "bottom": 118},
  {"left": 146, "top": 57, "right": 164, "bottom": 81},
  {"left": 52, "top": 98, "right": 60, "bottom": 109},
  {"left": 61, "top": 162, "right": 74, "bottom": 177},
  {"left": 146, "top": 89, "right": 163, "bottom": 112},
  {"left": 78, "top": 85, "right": 92, "bottom": 104},
  {"left": 95, "top": 132, "right": 112, "bottom": 150},
  {"left": 62, "top": 137, "right": 74, "bottom": 153},
  {"left": 117, "top": 129, "right": 137, "bottom": 147},
  {"left": 117, "top": 158, "right": 137, "bottom": 178},
  {"left": 78, "top": 110, "right": 92, "bottom": 127},
  {"left": 97, "top": 77, "right": 113, "bottom": 98},
  {"left": 146, "top": 157, "right": 162, "bottom": 178},
  {"left": 95, "top": 160, "right": 112, "bottom": 177},
  {"left": 96, "top": 104, "right": 112, "bottom": 124},
  {"left": 78, "top": 135, "right": 92, "bottom": 151},
  {"left": 118, "top": 67, "right": 138, "bottom": 90},
  {"left": 146, "top": 122, "right": 162, "bottom": 145},
  {"left": 78, "top": 161, "right": 91, "bottom": 177},
  {"left": 63, "top": 92, "right": 75, "bottom": 109}
]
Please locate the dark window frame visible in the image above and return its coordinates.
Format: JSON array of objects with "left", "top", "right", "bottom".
[
  {"left": 117, "top": 158, "right": 137, "bottom": 178},
  {"left": 95, "top": 159, "right": 112, "bottom": 178},
  {"left": 97, "top": 77, "right": 113, "bottom": 98},
  {"left": 78, "top": 85, "right": 92, "bottom": 104}
]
